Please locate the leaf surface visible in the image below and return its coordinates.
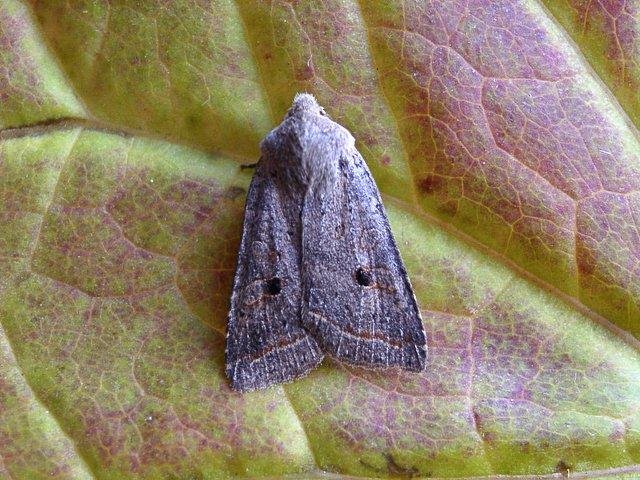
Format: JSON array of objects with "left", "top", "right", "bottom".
[{"left": 1, "top": 1, "right": 639, "bottom": 478}]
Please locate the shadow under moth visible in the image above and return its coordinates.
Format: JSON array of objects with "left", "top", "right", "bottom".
[{"left": 226, "top": 94, "right": 427, "bottom": 392}]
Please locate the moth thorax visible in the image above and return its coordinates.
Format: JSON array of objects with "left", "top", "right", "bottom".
[{"left": 300, "top": 146, "right": 340, "bottom": 192}]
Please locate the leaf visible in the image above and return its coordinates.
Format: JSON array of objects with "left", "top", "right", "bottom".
[{"left": 0, "top": 0, "right": 639, "bottom": 478}]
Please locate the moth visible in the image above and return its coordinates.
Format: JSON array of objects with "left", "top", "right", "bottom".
[{"left": 226, "top": 93, "right": 426, "bottom": 392}]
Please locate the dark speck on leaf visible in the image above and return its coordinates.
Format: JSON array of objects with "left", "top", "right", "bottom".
[
  {"left": 418, "top": 174, "right": 444, "bottom": 194},
  {"left": 555, "top": 460, "right": 571, "bottom": 478},
  {"left": 224, "top": 186, "right": 246, "bottom": 199}
]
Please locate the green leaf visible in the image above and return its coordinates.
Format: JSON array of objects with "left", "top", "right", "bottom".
[{"left": 1, "top": 1, "right": 639, "bottom": 478}]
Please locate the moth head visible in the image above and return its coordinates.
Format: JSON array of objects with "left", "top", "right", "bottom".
[{"left": 287, "top": 93, "right": 328, "bottom": 118}]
